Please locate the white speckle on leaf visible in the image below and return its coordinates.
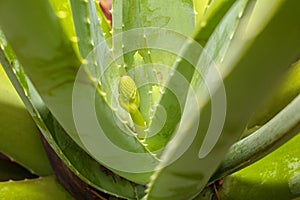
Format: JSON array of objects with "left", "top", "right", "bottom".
[
  {"left": 56, "top": 11, "right": 67, "bottom": 19},
  {"left": 200, "top": 21, "right": 207, "bottom": 28},
  {"left": 229, "top": 31, "right": 235, "bottom": 40},
  {"left": 0, "top": 186, "right": 9, "bottom": 192},
  {"left": 220, "top": 57, "right": 224, "bottom": 63},
  {"left": 238, "top": 10, "right": 244, "bottom": 18},
  {"left": 86, "top": 18, "right": 91, "bottom": 25},
  {"left": 289, "top": 173, "right": 300, "bottom": 195},
  {"left": 82, "top": 59, "right": 88, "bottom": 65},
  {"left": 286, "top": 157, "right": 300, "bottom": 195},
  {"left": 12, "top": 67, "right": 17, "bottom": 75},
  {"left": 111, "top": 107, "right": 118, "bottom": 112},
  {"left": 176, "top": 57, "right": 182, "bottom": 63},
  {"left": 99, "top": 91, "right": 107, "bottom": 97},
  {"left": 24, "top": 89, "right": 28, "bottom": 97},
  {"left": 187, "top": 38, "right": 193, "bottom": 44},
  {"left": 70, "top": 36, "right": 79, "bottom": 43},
  {"left": 159, "top": 88, "right": 164, "bottom": 94},
  {"left": 288, "top": 158, "right": 300, "bottom": 171}
]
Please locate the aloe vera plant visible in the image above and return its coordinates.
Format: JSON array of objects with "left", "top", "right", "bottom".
[{"left": 0, "top": 0, "right": 300, "bottom": 199}]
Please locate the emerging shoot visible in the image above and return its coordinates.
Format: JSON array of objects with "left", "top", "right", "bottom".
[{"left": 118, "top": 76, "right": 147, "bottom": 139}]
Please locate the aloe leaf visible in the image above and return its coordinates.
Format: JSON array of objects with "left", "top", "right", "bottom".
[
  {"left": 0, "top": 0, "right": 158, "bottom": 185},
  {"left": 111, "top": 0, "right": 195, "bottom": 123},
  {"left": 0, "top": 21, "right": 152, "bottom": 198},
  {"left": 69, "top": 0, "right": 119, "bottom": 103},
  {"left": 69, "top": 0, "right": 119, "bottom": 106},
  {"left": 66, "top": 2, "right": 161, "bottom": 183},
  {"left": 135, "top": 0, "right": 195, "bottom": 98},
  {"left": 0, "top": 0, "right": 157, "bottom": 186},
  {"left": 211, "top": 93, "right": 300, "bottom": 183},
  {"left": 0, "top": 0, "right": 83, "bottom": 145},
  {"left": 95, "top": 1, "right": 112, "bottom": 41},
  {"left": 146, "top": 0, "right": 248, "bottom": 193},
  {"left": 48, "top": 0, "right": 79, "bottom": 57},
  {"left": 0, "top": 8, "right": 146, "bottom": 197},
  {"left": 45, "top": 113, "right": 146, "bottom": 198},
  {"left": 193, "top": 0, "right": 211, "bottom": 24},
  {"left": 112, "top": 0, "right": 157, "bottom": 122},
  {"left": 69, "top": 0, "right": 114, "bottom": 93},
  {"left": 0, "top": 46, "right": 145, "bottom": 199},
  {"left": 0, "top": 64, "right": 52, "bottom": 176},
  {"left": 0, "top": 176, "right": 73, "bottom": 200},
  {"left": 70, "top": 0, "right": 106, "bottom": 58},
  {"left": 247, "top": 60, "right": 300, "bottom": 131},
  {"left": 193, "top": 0, "right": 238, "bottom": 46},
  {"left": 112, "top": 0, "right": 195, "bottom": 49},
  {"left": 72, "top": 65, "right": 159, "bottom": 184},
  {"left": 146, "top": 0, "right": 300, "bottom": 199},
  {"left": 218, "top": 132, "right": 300, "bottom": 200},
  {"left": 0, "top": 154, "right": 37, "bottom": 181},
  {"left": 145, "top": 0, "right": 240, "bottom": 152}
]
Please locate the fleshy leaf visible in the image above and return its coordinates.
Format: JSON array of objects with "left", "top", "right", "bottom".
[
  {"left": 146, "top": 0, "right": 300, "bottom": 199},
  {"left": 0, "top": 64, "right": 52, "bottom": 176},
  {"left": 0, "top": 176, "right": 73, "bottom": 200},
  {"left": 218, "top": 132, "right": 300, "bottom": 200}
]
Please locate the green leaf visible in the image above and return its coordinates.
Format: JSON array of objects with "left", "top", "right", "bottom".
[
  {"left": 0, "top": 49, "right": 145, "bottom": 199},
  {"left": 112, "top": 0, "right": 195, "bottom": 36},
  {"left": 0, "top": 0, "right": 82, "bottom": 145},
  {"left": 0, "top": 156, "right": 37, "bottom": 181},
  {"left": 111, "top": 0, "right": 195, "bottom": 124},
  {"left": 0, "top": 64, "right": 52, "bottom": 176},
  {"left": 0, "top": 176, "right": 73, "bottom": 200},
  {"left": 247, "top": 60, "right": 300, "bottom": 131},
  {"left": 193, "top": 0, "right": 211, "bottom": 24},
  {"left": 48, "top": 0, "right": 79, "bottom": 57},
  {"left": 146, "top": 0, "right": 300, "bottom": 199},
  {"left": 0, "top": 0, "right": 157, "bottom": 186},
  {"left": 70, "top": 0, "right": 106, "bottom": 58},
  {"left": 218, "top": 132, "right": 300, "bottom": 200},
  {"left": 95, "top": 1, "right": 112, "bottom": 42},
  {"left": 145, "top": 0, "right": 240, "bottom": 152},
  {"left": 211, "top": 94, "right": 300, "bottom": 183},
  {"left": 0, "top": 31, "right": 148, "bottom": 199},
  {"left": 193, "top": 0, "right": 238, "bottom": 46}
]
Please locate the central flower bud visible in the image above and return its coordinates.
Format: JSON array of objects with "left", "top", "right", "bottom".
[
  {"left": 118, "top": 75, "right": 146, "bottom": 139},
  {"left": 118, "top": 75, "right": 140, "bottom": 113}
]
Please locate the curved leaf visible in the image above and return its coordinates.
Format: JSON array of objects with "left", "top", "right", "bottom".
[
  {"left": 0, "top": 176, "right": 73, "bottom": 200},
  {"left": 0, "top": 65, "right": 52, "bottom": 176},
  {"left": 146, "top": 0, "right": 241, "bottom": 152},
  {"left": 146, "top": 0, "right": 300, "bottom": 199},
  {"left": 247, "top": 60, "right": 300, "bottom": 130},
  {"left": 211, "top": 94, "right": 300, "bottom": 183},
  {"left": 0, "top": 0, "right": 158, "bottom": 185},
  {"left": 218, "top": 132, "right": 300, "bottom": 200},
  {"left": 0, "top": 48, "right": 144, "bottom": 199}
]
